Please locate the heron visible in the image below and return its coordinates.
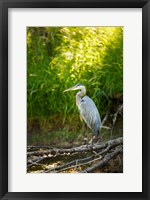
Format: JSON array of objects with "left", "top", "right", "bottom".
[{"left": 64, "top": 83, "right": 101, "bottom": 145}]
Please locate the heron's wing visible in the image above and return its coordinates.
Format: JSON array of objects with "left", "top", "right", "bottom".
[{"left": 78, "top": 96, "right": 101, "bottom": 136}]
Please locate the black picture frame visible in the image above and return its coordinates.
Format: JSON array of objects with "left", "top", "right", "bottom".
[{"left": 0, "top": 0, "right": 150, "bottom": 199}]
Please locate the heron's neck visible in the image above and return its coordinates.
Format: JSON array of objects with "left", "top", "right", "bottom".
[{"left": 76, "top": 87, "right": 86, "bottom": 106}]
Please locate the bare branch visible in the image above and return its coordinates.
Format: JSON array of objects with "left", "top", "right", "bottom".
[
  {"left": 80, "top": 146, "right": 123, "bottom": 173},
  {"left": 110, "top": 104, "right": 123, "bottom": 139},
  {"left": 101, "top": 109, "right": 110, "bottom": 127},
  {"left": 27, "top": 137, "right": 123, "bottom": 157}
]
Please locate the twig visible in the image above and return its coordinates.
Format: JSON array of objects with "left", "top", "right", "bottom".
[
  {"left": 101, "top": 126, "right": 111, "bottom": 130},
  {"left": 101, "top": 109, "right": 110, "bottom": 127},
  {"left": 110, "top": 104, "right": 123, "bottom": 140},
  {"left": 80, "top": 146, "right": 123, "bottom": 173},
  {"left": 27, "top": 161, "right": 46, "bottom": 168},
  {"left": 55, "top": 156, "right": 103, "bottom": 173},
  {"left": 27, "top": 156, "right": 51, "bottom": 168}
]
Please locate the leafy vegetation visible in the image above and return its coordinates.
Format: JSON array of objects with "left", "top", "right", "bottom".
[{"left": 27, "top": 27, "right": 123, "bottom": 140}]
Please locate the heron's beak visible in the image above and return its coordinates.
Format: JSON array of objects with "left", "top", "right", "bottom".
[{"left": 63, "top": 86, "right": 77, "bottom": 92}]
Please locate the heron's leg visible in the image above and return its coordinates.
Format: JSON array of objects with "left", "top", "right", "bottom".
[
  {"left": 87, "top": 133, "right": 93, "bottom": 148},
  {"left": 80, "top": 116, "right": 89, "bottom": 145},
  {"left": 87, "top": 135, "right": 94, "bottom": 150},
  {"left": 95, "top": 135, "right": 101, "bottom": 144},
  {"left": 83, "top": 124, "right": 89, "bottom": 145},
  {"left": 110, "top": 128, "right": 113, "bottom": 140},
  {"left": 89, "top": 134, "right": 96, "bottom": 148}
]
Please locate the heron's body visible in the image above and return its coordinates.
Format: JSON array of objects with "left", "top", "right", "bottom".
[
  {"left": 78, "top": 95, "right": 101, "bottom": 137},
  {"left": 64, "top": 84, "right": 101, "bottom": 141}
]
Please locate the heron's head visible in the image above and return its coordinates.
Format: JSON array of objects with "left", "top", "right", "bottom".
[{"left": 63, "top": 83, "right": 85, "bottom": 92}]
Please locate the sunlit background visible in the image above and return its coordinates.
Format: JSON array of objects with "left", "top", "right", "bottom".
[{"left": 27, "top": 27, "right": 123, "bottom": 147}]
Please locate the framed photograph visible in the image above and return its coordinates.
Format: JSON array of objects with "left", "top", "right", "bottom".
[{"left": 0, "top": 0, "right": 150, "bottom": 199}]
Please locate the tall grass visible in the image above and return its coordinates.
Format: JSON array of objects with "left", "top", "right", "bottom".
[{"left": 27, "top": 27, "right": 123, "bottom": 132}]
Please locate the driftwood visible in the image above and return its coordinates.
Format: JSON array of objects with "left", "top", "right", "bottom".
[
  {"left": 27, "top": 137, "right": 123, "bottom": 173},
  {"left": 28, "top": 137, "right": 122, "bottom": 157},
  {"left": 27, "top": 104, "right": 123, "bottom": 173}
]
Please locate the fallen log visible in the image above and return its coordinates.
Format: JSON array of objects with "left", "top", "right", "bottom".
[
  {"left": 27, "top": 137, "right": 123, "bottom": 173},
  {"left": 27, "top": 137, "right": 123, "bottom": 157}
]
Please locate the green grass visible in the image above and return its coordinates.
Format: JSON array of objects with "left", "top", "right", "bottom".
[
  {"left": 28, "top": 129, "right": 86, "bottom": 147},
  {"left": 27, "top": 27, "right": 123, "bottom": 140}
]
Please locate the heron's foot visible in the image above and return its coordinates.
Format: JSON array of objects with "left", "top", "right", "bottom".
[
  {"left": 86, "top": 142, "right": 95, "bottom": 149},
  {"left": 87, "top": 141, "right": 97, "bottom": 149}
]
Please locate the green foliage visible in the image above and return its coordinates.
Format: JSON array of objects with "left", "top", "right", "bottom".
[{"left": 27, "top": 27, "right": 123, "bottom": 131}]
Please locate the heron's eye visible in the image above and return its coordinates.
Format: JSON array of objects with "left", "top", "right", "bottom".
[
  {"left": 76, "top": 83, "right": 83, "bottom": 87},
  {"left": 81, "top": 99, "right": 84, "bottom": 103}
]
